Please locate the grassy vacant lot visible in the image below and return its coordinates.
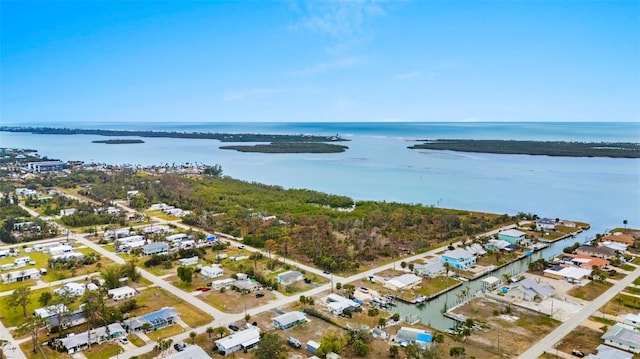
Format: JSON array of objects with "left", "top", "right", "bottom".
[
  {"left": 414, "top": 276, "right": 461, "bottom": 297},
  {"left": 620, "top": 264, "right": 635, "bottom": 271},
  {"left": 452, "top": 297, "right": 560, "bottom": 358},
  {"left": 554, "top": 325, "right": 601, "bottom": 356},
  {"left": 199, "top": 286, "right": 276, "bottom": 313},
  {"left": 128, "top": 333, "right": 146, "bottom": 347},
  {"left": 129, "top": 286, "right": 212, "bottom": 328},
  {"left": 568, "top": 281, "right": 612, "bottom": 301},
  {"left": 0, "top": 287, "right": 59, "bottom": 327},
  {"left": 599, "top": 294, "right": 640, "bottom": 316}
]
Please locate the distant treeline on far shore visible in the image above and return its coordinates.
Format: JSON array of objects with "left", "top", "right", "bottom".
[
  {"left": 0, "top": 126, "right": 349, "bottom": 143},
  {"left": 408, "top": 139, "right": 640, "bottom": 158}
]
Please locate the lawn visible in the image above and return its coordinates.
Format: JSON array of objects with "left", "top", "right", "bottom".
[
  {"left": 620, "top": 264, "right": 635, "bottom": 271},
  {"left": 568, "top": 281, "right": 612, "bottom": 301},
  {"left": 0, "top": 278, "right": 39, "bottom": 292},
  {"left": 84, "top": 342, "right": 123, "bottom": 359},
  {"left": 554, "top": 325, "right": 601, "bottom": 356},
  {"left": 414, "top": 276, "right": 461, "bottom": 297},
  {"left": 0, "top": 287, "right": 58, "bottom": 327},
  {"left": 632, "top": 256, "right": 640, "bottom": 265},
  {"left": 145, "top": 323, "right": 185, "bottom": 341},
  {"left": 600, "top": 294, "right": 640, "bottom": 316},
  {"left": 624, "top": 286, "right": 640, "bottom": 295},
  {"left": 128, "top": 287, "right": 212, "bottom": 328},
  {"left": 145, "top": 210, "right": 179, "bottom": 221},
  {"left": 20, "top": 341, "right": 71, "bottom": 359},
  {"left": 128, "top": 333, "right": 147, "bottom": 347}
]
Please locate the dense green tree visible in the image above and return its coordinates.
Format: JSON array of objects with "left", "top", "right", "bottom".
[
  {"left": 255, "top": 333, "right": 287, "bottom": 359},
  {"left": 317, "top": 331, "right": 347, "bottom": 356},
  {"left": 352, "top": 339, "right": 370, "bottom": 357},
  {"left": 177, "top": 266, "right": 194, "bottom": 284}
]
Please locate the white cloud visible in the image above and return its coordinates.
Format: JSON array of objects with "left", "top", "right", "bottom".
[
  {"left": 223, "top": 88, "right": 288, "bottom": 102},
  {"left": 394, "top": 71, "right": 422, "bottom": 80},
  {"left": 291, "top": 1, "right": 386, "bottom": 38},
  {"left": 290, "top": 57, "right": 364, "bottom": 76}
]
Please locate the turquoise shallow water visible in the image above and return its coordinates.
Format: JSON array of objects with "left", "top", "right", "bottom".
[{"left": 1, "top": 122, "right": 638, "bottom": 234}]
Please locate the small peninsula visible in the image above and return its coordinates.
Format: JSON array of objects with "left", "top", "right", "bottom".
[
  {"left": 92, "top": 139, "right": 145, "bottom": 144},
  {"left": 220, "top": 142, "right": 348, "bottom": 153},
  {"left": 408, "top": 139, "right": 640, "bottom": 158}
]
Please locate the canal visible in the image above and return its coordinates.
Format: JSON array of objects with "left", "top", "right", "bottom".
[{"left": 388, "top": 230, "right": 594, "bottom": 331}]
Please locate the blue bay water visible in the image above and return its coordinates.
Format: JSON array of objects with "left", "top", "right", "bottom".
[{"left": 1, "top": 122, "right": 638, "bottom": 235}]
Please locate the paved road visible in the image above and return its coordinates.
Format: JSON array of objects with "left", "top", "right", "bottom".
[{"left": 518, "top": 264, "right": 640, "bottom": 358}]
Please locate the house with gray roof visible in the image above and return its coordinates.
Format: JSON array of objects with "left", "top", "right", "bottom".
[
  {"left": 586, "top": 344, "right": 633, "bottom": 359},
  {"left": 393, "top": 327, "right": 432, "bottom": 349},
  {"left": 142, "top": 242, "right": 169, "bottom": 256},
  {"left": 414, "top": 262, "right": 445, "bottom": 278},
  {"left": 601, "top": 323, "right": 640, "bottom": 353},
  {"left": 276, "top": 271, "right": 303, "bottom": 286},
  {"left": 576, "top": 245, "right": 616, "bottom": 259},
  {"left": 59, "top": 323, "right": 125, "bottom": 353},
  {"left": 509, "top": 277, "right": 553, "bottom": 301},
  {"left": 272, "top": 311, "right": 308, "bottom": 330},
  {"left": 165, "top": 345, "right": 212, "bottom": 359}
]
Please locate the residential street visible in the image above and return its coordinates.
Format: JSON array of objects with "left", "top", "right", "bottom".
[{"left": 517, "top": 264, "right": 640, "bottom": 358}]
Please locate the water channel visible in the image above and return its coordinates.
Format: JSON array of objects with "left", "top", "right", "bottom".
[{"left": 388, "top": 230, "right": 594, "bottom": 331}]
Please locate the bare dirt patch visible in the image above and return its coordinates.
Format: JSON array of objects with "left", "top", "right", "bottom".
[{"left": 554, "top": 325, "right": 602, "bottom": 356}]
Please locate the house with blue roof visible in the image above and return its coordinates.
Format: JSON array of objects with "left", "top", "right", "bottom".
[
  {"left": 498, "top": 229, "right": 526, "bottom": 245},
  {"left": 126, "top": 307, "right": 180, "bottom": 332},
  {"left": 440, "top": 249, "right": 476, "bottom": 270}
]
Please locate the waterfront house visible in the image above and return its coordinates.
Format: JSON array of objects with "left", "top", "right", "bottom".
[
  {"left": 215, "top": 327, "right": 260, "bottom": 355},
  {"left": 440, "top": 249, "right": 476, "bottom": 270},
  {"left": 509, "top": 277, "right": 553, "bottom": 301},
  {"left": 384, "top": 274, "right": 423, "bottom": 291},
  {"left": 576, "top": 245, "right": 616, "bottom": 259},
  {"left": 272, "top": 311, "right": 308, "bottom": 330},
  {"left": 543, "top": 266, "right": 590, "bottom": 283},
  {"left": 481, "top": 276, "right": 501, "bottom": 291},
  {"left": 600, "top": 242, "right": 628, "bottom": 252},
  {"left": 59, "top": 323, "right": 125, "bottom": 354},
  {"left": 200, "top": 265, "right": 224, "bottom": 279},
  {"left": 601, "top": 323, "right": 640, "bottom": 353},
  {"left": 623, "top": 313, "right": 640, "bottom": 328},
  {"left": 585, "top": 344, "right": 633, "bottom": 359},
  {"left": 276, "top": 271, "right": 304, "bottom": 286},
  {"left": 602, "top": 233, "right": 635, "bottom": 246},
  {"left": 142, "top": 242, "right": 168, "bottom": 256},
  {"left": 126, "top": 307, "right": 180, "bottom": 332},
  {"left": 414, "top": 262, "right": 445, "bottom": 278},
  {"left": 498, "top": 229, "right": 526, "bottom": 245},
  {"left": 536, "top": 218, "right": 556, "bottom": 231},
  {"left": 108, "top": 286, "right": 137, "bottom": 301},
  {"left": 566, "top": 255, "right": 609, "bottom": 269},
  {"left": 393, "top": 327, "right": 433, "bottom": 349},
  {"left": 326, "top": 294, "right": 360, "bottom": 316}
]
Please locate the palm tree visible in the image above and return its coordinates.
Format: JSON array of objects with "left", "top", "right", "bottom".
[
  {"left": 189, "top": 331, "right": 197, "bottom": 344},
  {"left": 206, "top": 326, "right": 214, "bottom": 341}
]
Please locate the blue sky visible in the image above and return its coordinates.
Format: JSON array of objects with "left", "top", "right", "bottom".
[{"left": 1, "top": 1, "right": 638, "bottom": 123}]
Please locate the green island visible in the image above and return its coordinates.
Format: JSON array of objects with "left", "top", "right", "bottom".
[
  {"left": 0, "top": 126, "right": 347, "bottom": 143},
  {"left": 220, "top": 142, "right": 348, "bottom": 153},
  {"left": 92, "top": 139, "right": 145, "bottom": 144},
  {"left": 408, "top": 139, "right": 640, "bottom": 158}
]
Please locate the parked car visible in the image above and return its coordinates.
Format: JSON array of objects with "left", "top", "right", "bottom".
[
  {"left": 323, "top": 270, "right": 330, "bottom": 275},
  {"left": 238, "top": 245, "right": 245, "bottom": 249},
  {"left": 228, "top": 323, "right": 240, "bottom": 331},
  {"left": 119, "top": 337, "right": 129, "bottom": 345},
  {"left": 174, "top": 343, "right": 186, "bottom": 352},
  {"left": 196, "top": 287, "right": 211, "bottom": 292},
  {"left": 572, "top": 349, "right": 585, "bottom": 358},
  {"left": 304, "top": 278, "right": 312, "bottom": 284},
  {"left": 360, "top": 287, "right": 369, "bottom": 293},
  {"left": 255, "top": 293, "right": 265, "bottom": 298},
  {"left": 287, "top": 337, "right": 302, "bottom": 349}
]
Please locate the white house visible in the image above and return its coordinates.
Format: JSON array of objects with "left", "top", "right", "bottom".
[
  {"left": 59, "top": 208, "right": 77, "bottom": 217},
  {"left": 34, "top": 304, "right": 69, "bottom": 319},
  {"left": 384, "top": 274, "right": 422, "bottom": 291},
  {"left": 142, "top": 242, "right": 169, "bottom": 256},
  {"left": 165, "top": 345, "right": 212, "bottom": 359},
  {"left": 59, "top": 323, "right": 125, "bottom": 353},
  {"left": 108, "top": 286, "right": 137, "bottom": 301},
  {"left": 601, "top": 323, "right": 640, "bottom": 353},
  {"left": 166, "top": 233, "right": 189, "bottom": 243},
  {"left": 276, "top": 271, "right": 304, "bottom": 286},
  {"left": 56, "top": 283, "right": 86, "bottom": 297},
  {"left": 623, "top": 313, "right": 640, "bottom": 328},
  {"left": 215, "top": 327, "right": 261, "bottom": 355},
  {"left": 178, "top": 256, "right": 199, "bottom": 266},
  {"left": 414, "top": 262, "right": 445, "bottom": 278},
  {"left": 272, "top": 311, "right": 308, "bottom": 330},
  {"left": 1, "top": 268, "right": 40, "bottom": 284},
  {"left": 210, "top": 278, "right": 234, "bottom": 290},
  {"left": 48, "top": 245, "right": 73, "bottom": 256},
  {"left": 536, "top": 218, "right": 556, "bottom": 231},
  {"left": 200, "top": 265, "right": 224, "bottom": 279}
]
